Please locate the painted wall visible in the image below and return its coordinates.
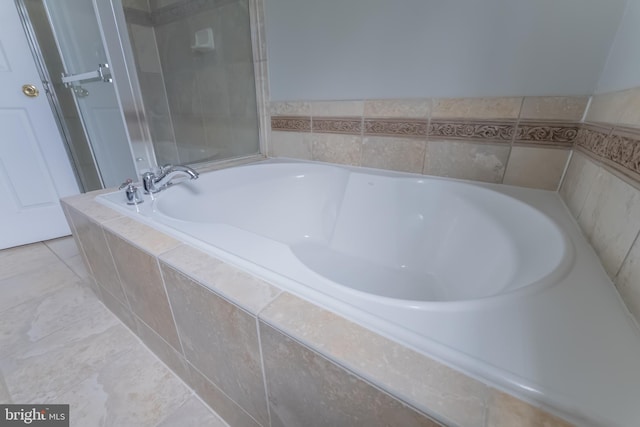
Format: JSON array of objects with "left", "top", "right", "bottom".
[
  {"left": 595, "top": 0, "right": 640, "bottom": 93},
  {"left": 264, "top": 0, "right": 626, "bottom": 101}
]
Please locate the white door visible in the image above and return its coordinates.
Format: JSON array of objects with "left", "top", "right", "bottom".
[
  {"left": 43, "top": 0, "right": 137, "bottom": 188},
  {"left": 0, "top": 2, "right": 80, "bottom": 249}
]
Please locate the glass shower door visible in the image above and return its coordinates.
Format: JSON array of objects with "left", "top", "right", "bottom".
[{"left": 43, "top": 0, "right": 137, "bottom": 188}]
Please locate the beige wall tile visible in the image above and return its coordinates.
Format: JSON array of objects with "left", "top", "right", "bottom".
[
  {"left": 503, "top": 146, "right": 570, "bottom": 190},
  {"left": 269, "top": 131, "right": 313, "bottom": 160},
  {"left": 96, "top": 279, "right": 137, "bottom": 333},
  {"left": 310, "top": 100, "right": 364, "bottom": 117},
  {"left": 186, "top": 364, "right": 261, "bottom": 427},
  {"left": 615, "top": 236, "right": 640, "bottom": 324},
  {"left": 312, "top": 133, "right": 363, "bottom": 166},
  {"left": 618, "top": 87, "right": 640, "bottom": 128},
  {"left": 585, "top": 91, "right": 628, "bottom": 124},
  {"left": 63, "top": 194, "right": 123, "bottom": 224},
  {"left": 270, "top": 101, "right": 311, "bottom": 116},
  {"left": 486, "top": 389, "right": 574, "bottom": 427},
  {"left": 520, "top": 96, "right": 589, "bottom": 121},
  {"left": 134, "top": 317, "right": 191, "bottom": 383},
  {"left": 160, "top": 245, "right": 281, "bottom": 315},
  {"left": 559, "top": 151, "right": 601, "bottom": 219},
  {"left": 104, "top": 231, "right": 181, "bottom": 350},
  {"left": 577, "top": 168, "right": 640, "bottom": 277},
  {"left": 260, "top": 293, "right": 486, "bottom": 427},
  {"left": 361, "top": 136, "right": 427, "bottom": 174},
  {"left": 426, "top": 140, "right": 510, "bottom": 183},
  {"left": 260, "top": 322, "right": 440, "bottom": 427},
  {"left": 431, "top": 97, "right": 522, "bottom": 119},
  {"left": 67, "top": 208, "right": 127, "bottom": 304},
  {"left": 161, "top": 265, "right": 269, "bottom": 426},
  {"left": 103, "top": 217, "right": 180, "bottom": 256},
  {"left": 364, "top": 99, "right": 430, "bottom": 118}
]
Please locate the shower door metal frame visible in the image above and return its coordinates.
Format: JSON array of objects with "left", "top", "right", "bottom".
[{"left": 93, "top": 0, "right": 158, "bottom": 176}]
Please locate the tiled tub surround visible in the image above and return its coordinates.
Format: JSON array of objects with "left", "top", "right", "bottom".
[
  {"left": 62, "top": 161, "right": 640, "bottom": 427},
  {"left": 269, "top": 96, "right": 586, "bottom": 190},
  {"left": 560, "top": 87, "right": 640, "bottom": 326}
]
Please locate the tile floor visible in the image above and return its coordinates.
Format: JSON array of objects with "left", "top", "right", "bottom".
[{"left": 0, "top": 236, "right": 229, "bottom": 427}]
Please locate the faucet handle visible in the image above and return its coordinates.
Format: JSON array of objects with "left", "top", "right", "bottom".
[
  {"left": 118, "top": 178, "right": 144, "bottom": 205},
  {"left": 118, "top": 178, "right": 133, "bottom": 190}
]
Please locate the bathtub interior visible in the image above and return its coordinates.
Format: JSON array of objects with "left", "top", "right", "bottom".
[{"left": 153, "top": 163, "right": 568, "bottom": 302}]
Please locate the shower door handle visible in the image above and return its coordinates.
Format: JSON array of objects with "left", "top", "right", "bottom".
[{"left": 62, "top": 63, "right": 112, "bottom": 87}]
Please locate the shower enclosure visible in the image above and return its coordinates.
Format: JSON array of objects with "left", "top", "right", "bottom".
[{"left": 17, "top": 0, "right": 263, "bottom": 190}]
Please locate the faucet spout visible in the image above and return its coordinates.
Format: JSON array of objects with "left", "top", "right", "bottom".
[{"left": 142, "top": 164, "right": 199, "bottom": 194}]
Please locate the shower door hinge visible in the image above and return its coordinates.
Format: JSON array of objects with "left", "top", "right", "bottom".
[{"left": 61, "top": 63, "right": 112, "bottom": 88}]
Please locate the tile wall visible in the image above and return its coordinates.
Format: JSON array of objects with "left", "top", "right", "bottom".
[
  {"left": 60, "top": 193, "right": 574, "bottom": 427},
  {"left": 122, "top": 0, "right": 261, "bottom": 166},
  {"left": 559, "top": 86, "right": 640, "bottom": 326},
  {"left": 269, "top": 96, "right": 587, "bottom": 190}
]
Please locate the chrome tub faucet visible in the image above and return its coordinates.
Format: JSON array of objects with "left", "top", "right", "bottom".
[{"left": 142, "top": 164, "right": 199, "bottom": 194}]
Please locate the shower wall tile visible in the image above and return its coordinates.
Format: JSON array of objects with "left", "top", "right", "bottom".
[
  {"left": 364, "top": 98, "right": 431, "bottom": 118},
  {"left": 585, "top": 90, "right": 629, "bottom": 124},
  {"left": 361, "top": 136, "right": 427, "bottom": 173},
  {"left": 425, "top": 140, "right": 510, "bottom": 183},
  {"left": 231, "top": 116, "right": 261, "bottom": 157},
  {"left": 519, "top": 96, "right": 589, "bottom": 121},
  {"left": 559, "top": 150, "right": 601, "bottom": 218},
  {"left": 618, "top": 87, "right": 640, "bottom": 128},
  {"left": 312, "top": 133, "right": 363, "bottom": 166},
  {"left": 161, "top": 265, "right": 269, "bottom": 426},
  {"left": 270, "top": 101, "right": 311, "bottom": 117},
  {"left": 260, "top": 322, "right": 440, "bottom": 427},
  {"left": 431, "top": 97, "right": 522, "bottom": 120},
  {"left": 269, "top": 131, "right": 313, "bottom": 159},
  {"left": 130, "top": 24, "right": 162, "bottom": 73},
  {"left": 217, "top": 0, "right": 253, "bottom": 65},
  {"left": 577, "top": 166, "right": 640, "bottom": 277},
  {"left": 502, "top": 146, "right": 570, "bottom": 190},
  {"left": 310, "top": 100, "right": 365, "bottom": 117},
  {"left": 228, "top": 62, "right": 259, "bottom": 117},
  {"left": 103, "top": 231, "right": 182, "bottom": 350}
]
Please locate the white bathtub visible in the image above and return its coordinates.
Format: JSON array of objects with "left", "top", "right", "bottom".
[{"left": 99, "top": 159, "right": 640, "bottom": 427}]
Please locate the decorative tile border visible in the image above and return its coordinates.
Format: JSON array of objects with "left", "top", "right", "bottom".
[
  {"left": 514, "top": 121, "right": 580, "bottom": 146},
  {"left": 576, "top": 123, "right": 640, "bottom": 180},
  {"left": 271, "top": 116, "right": 311, "bottom": 132},
  {"left": 312, "top": 117, "right": 362, "bottom": 135},
  {"left": 271, "top": 115, "right": 582, "bottom": 147},
  {"left": 364, "top": 118, "right": 427, "bottom": 138},
  {"left": 429, "top": 120, "right": 514, "bottom": 143}
]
